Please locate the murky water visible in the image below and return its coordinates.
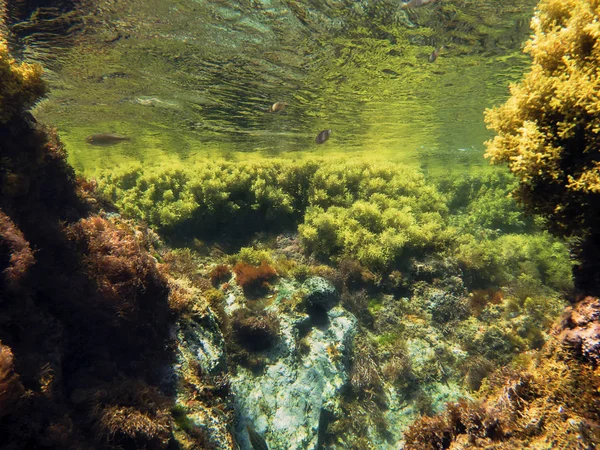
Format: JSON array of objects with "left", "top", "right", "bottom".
[{"left": 7, "top": 0, "right": 536, "bottom": 174}]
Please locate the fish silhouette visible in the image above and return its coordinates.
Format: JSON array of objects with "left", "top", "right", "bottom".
[
  {"left": 268, "top": 101, "right": 287, "bottom": 112},
  {"left": 85, "top": 133, "right": 130, "bottom": 146},
  {"left": 315, "top": 129, "right": 332, "bottom": 144},
  {"left": 247, "top": 425, "right": 269, "bottom": 450}
]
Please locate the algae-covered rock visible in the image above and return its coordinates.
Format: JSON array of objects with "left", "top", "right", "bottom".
[
  {"left": 424, "top": 289, "right": 470, "bottom": 324},
  {"left": 170, "top": 308, "right": 234, "bottom": 449},
  {"left": 231, "top": 306, "right": 357, "bottom": 450},
  {"left": 559, "top": 296, "right": 600, "bottom": 365},
  {"left": 302, "top": 276, "right": 339, "bottom": 310}
]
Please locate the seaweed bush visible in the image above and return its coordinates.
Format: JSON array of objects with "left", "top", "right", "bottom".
[
  {"left": 484, "top": 0, "right": 600, "bottom": 292},
  {"left": 0, "top": 209, "right": 34, "bottom": 289},
  {"left": 90, "top": 379, "right": 172, "bottom": 449},
  {"left": 233, "top": 260, "right": 277, "bottom": 297},
  {"left": 98, "top": 160, "right": 456, "bottom": 273},
  {"left": 456, "top": 231, "right": 573, "bottom": 292},
  {"left": 440, "top": 170, "right": 532, "bottom": 234},
  {"left": 98, "top": 160, "right": 318, "bottom": 238},
  {"left": 0, "top": 42, "right": 45, "bottom": 123},
  {"left": 0, "top": 342, "right": 24, "bottom": 419},
  {"left": 210, "top": 264, "right": 231, "bottom": 286},
  {"left": 300, "top": 163, "right": 454, "bottom": 272}
]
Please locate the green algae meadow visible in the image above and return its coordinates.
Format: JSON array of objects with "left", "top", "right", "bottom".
[{"left": 2, "top": 0, "right": 600, "bottom": 449}]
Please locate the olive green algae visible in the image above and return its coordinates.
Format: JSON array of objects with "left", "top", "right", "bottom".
[{"left": 103, "top": 158, "right": 573, "bottom": 448}]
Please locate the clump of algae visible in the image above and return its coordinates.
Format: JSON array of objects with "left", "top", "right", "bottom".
[
  {"left": 0, "top": 41, "right": 46, "bottom": 123},
  {"left": 485, "top": 0, "right": 600, "bottom": 291}
]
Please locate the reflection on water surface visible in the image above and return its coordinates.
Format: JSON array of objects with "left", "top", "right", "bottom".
[{"left": 6, "top": 0, "right": 536, "bottom": 174}]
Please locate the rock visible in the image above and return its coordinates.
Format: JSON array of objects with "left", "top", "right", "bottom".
[
  {"left": 231, "top": 306, "right": 357, "bottom": 450},
  {"left": 169, "top": 308, "right": 234, "bottom": 449},
  {"left": 558, "top": 296, "right": 600, "bottom": 364},
  {"left": 302, "top": 276, "right": 339, "bottom": 310}
]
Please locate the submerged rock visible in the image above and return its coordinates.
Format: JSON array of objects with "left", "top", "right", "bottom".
[
  {"left": 231, "top": 306, "right": 357, "bottom": 450},
  {"left": 169, "top": 308, "right": 234, "bottom": 449},
  {"left": 302, "top": 276, "right": 339, "bottom": 310},
  {"left": 558, "top": 296, "right": 600, "bottom": 365}
]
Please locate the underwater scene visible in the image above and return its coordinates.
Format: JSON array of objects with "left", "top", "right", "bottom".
[{"left": 2, "top": 0, "right": 600, "bottom": 448}]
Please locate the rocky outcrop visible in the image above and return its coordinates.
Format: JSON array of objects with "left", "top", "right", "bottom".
[
  {"left": 558, "top": 296, "right": 600, "bottom": 365},
  {"left": 230, "top": 277, "right": 357, "bottom": 450}
]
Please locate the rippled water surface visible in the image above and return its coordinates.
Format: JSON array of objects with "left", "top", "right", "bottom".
[{"left": 7, "top": 0, "right": 536, "bottom": 174}]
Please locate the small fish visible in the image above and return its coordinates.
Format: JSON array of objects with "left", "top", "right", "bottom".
[
  {"left": 401, "top": 0, "right": 437, "bottom": 9},
  {"left": 85, "top": 133, "right": 130, "bottom": 146},
  {"left": 428, "top": 46, "right": 444, "bottom": 63},
  {"left": 268, "top": 101, "right": 288, "bottom": 113},
  {"left": 247, "top": 425, "right": 269, "bottom": 450},
  {"left": 315, "top": 129, "right": 332, "bottom": 144}
]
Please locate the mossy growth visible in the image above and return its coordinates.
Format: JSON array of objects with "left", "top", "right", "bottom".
[
  {"left": 0, "top": 41, "right": 46, "bottom": 123},
  {"left": 438, "top": 170, "right": 533, "bottom": 234},
  {"left": 299, "top": 162, "right": 454, "bottom": 273},
  {"left": 98, "top": 158, "right": 575, "bottom": 297},
  {"left": 484, "top": 0, "right": 600, "bottom": 292},
  {"left": 171, "top": 404, "right": 195, "bottom": 434},
  {"left": 455, "top": 230, "right": 573, "bottom": 293},
  {"left": 209, "top": 264, "right": 231, "bottom": 287},
  {"left": 97, "top": 159, "right": 318, "bottom": 240},
  {"left": 97, "top": 159, "right": 456, "bottom": 274}
]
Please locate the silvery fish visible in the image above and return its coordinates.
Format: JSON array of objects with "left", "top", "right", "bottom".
[
  {"left": 401, "top": 0, "right": 437, "bottom": 9},
  {"left": 85, "top": 133, "right": 130, "bottom": 146},
  {"left": 315, "top": 129, "right": 332, "bottom": 144},
  {"left": 268, "top": 101, "right": 287, "bottom": 112},
  {"left": 247, "top": 425, "right": 269, "bottom": 450}
]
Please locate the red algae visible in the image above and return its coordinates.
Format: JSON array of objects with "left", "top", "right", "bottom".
[{"left": 233, "top": 260, "right": 277, "bottom": 297}]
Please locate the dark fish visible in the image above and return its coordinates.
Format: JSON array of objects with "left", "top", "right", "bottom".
[
  {"left": 428, "top": 46, "right": 444, "bottom": 63},
  {"left": 268, "top": 101, "right": 287, "bottom": 112},
  {"left": 401, "top": 0, "right": 437, "bottom": 9},
  {"left": 85, "top": 133, "right": 130, "bottom": 146},
  {"left": 247, "top": 425, "right": 269, "bottom": 450},
  {"left": 315, "top": 129, "right": 332, "bottom": 144}
]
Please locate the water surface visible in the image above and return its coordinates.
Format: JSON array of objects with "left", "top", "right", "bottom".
[{"left": 6, "top": 0, "right": 537, "bottom": 174}]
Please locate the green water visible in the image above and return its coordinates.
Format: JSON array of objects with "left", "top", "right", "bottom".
[{"left": 9, "top": 0, "right": 536, "bottom": 175}]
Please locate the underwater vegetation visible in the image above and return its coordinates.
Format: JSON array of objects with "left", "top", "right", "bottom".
[
  {"left": 0, "top": 210, "right": 34, "bottom": 289},
  {"left": 404, "top": 298, "right": 600, "bottom": 449},
  {"left": 97, "top": 160, "right": 574, "bottom": 294},
  {"left": 0, "top": 42, "right": 45, "bottom": 122},
  {"left": 233, "top": 260, "right": 278, "bottom": 297},
  {"left": 5, "top": 0, "right": 600, "bottom": 446},
  {"left": 485, "top": 0, "right": 600, "bottom": 294},
  {"left": 231, "top": 307, "right": 281, "bottom": 352},
  {"left": 402, "top": 0, "right": 600, "bottom": 447},
  {"left": 96, "top": 151, "right": 577, "bottom": 447},
  {"left": 96, "top": 160, "right": 318, "bottom": 241},
  {"left": 0, "top": 40, "right": 234, "bottom": 449}
]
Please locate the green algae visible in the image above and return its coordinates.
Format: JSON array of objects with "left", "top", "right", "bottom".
[
  {"left": 95, "top": 157, "right": 573, "bottom": 296},
  {"left": 5, "top": 0, "right": 589, "bottom": 448}
]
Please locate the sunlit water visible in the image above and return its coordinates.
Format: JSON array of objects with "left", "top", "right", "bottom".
[{"left": 7, "top": 0, "right": 536, "bottom": 175}]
